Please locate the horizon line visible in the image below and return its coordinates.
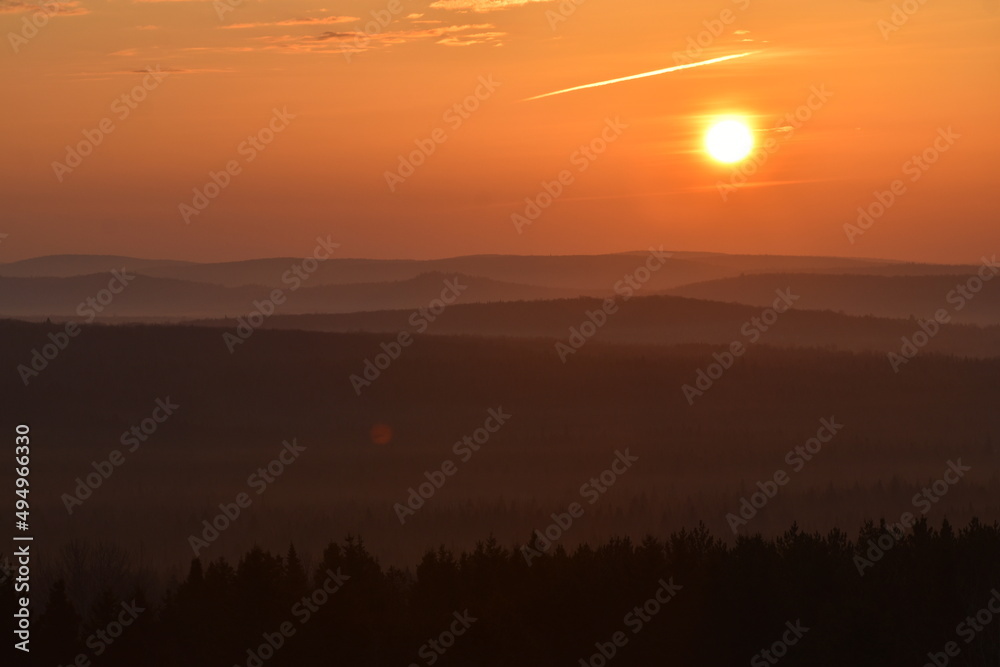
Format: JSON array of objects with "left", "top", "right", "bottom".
[{"left": 0, "top": 249, "right": 981, "bottom": 268}]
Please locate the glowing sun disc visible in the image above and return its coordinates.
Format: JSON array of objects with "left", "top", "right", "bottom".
[{"left": 705, "top": 120, "right": 754, "bottom": 163}]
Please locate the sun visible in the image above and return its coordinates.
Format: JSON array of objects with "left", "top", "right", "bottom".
[{"left": 705, "top": 119, "right": 754, "bottom": 163}]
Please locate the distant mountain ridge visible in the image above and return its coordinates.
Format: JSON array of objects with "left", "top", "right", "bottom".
[
  {"left": 666, "top": 272, "right": 1000, "bottom": 325},
  {"left": 0, "top": 251, "right": 979, "bottom": 289},
  {"left": 0, "top": 271, "right": 588, "bottom": 319},
  {"left": 192, "top": 294, "right": 1000, "bottom": 359},
  {"left": 2, "top": 252, "right": 996, "bottom": 333}
]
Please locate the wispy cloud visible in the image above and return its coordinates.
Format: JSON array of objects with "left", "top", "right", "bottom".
[
  {"left": 221, "top": 16, "right": 359, "bottom": 30},
  {"left": 437, "top": 30, "right": 504, "bottom": 46},
  {"left": 210, "top": 23, "right": 504, "bottom": 55},
  {"left": 0, "top": 0, "right": 88, "bottom": 15},
  {"left": 429, "top": 0, "right": 554, "bottom": 11}
]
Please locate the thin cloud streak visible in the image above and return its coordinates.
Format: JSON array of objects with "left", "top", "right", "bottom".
[{"left": 522, "top": 52, "right": 758, "bottom": 101}]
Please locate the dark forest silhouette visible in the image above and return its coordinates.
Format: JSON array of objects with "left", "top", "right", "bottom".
[
  {"left": 10, "top": 519, "right": 1000, "bottom": 667},
  {"left": 3, "top": 320, "right": 1000, "bottom": 567}
]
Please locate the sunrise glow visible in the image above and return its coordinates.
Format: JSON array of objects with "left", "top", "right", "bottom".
[{"left": 705, "top": 119, "right": 755, "bottom": 164}]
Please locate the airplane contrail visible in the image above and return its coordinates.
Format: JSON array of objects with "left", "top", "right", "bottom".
[{"left": 522, "top": 52, "right": 757, "bottom": 102}]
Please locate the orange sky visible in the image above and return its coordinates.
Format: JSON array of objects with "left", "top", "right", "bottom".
[{"left": 1, "top": 0, "right": 998, "bottom": 263}]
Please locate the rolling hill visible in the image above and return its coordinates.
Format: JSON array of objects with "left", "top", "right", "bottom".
[
  {"left": 666, "top": 272, "right": 1000, "bottom": 325},
  {"left": 194, "top": 293, "right": 1000, "bottom": 358}
]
